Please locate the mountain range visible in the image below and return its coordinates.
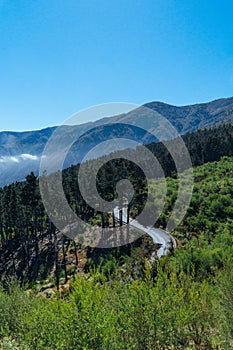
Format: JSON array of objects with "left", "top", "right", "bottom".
[{"left": 1, "top": 96, "right": 233, "bottom": 187}]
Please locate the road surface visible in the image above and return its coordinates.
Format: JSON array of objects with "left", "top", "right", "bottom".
[{"left": 113, "top": 207, "right": 177, "bottom": 259}]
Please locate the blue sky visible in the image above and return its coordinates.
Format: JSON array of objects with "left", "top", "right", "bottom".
[{"left": 0, "top": 0, "right": 233, "bottom": 131}]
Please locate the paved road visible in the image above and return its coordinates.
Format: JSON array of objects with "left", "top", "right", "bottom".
[{"left": 113, "top": 207, "right": 177, "bottom": 259}]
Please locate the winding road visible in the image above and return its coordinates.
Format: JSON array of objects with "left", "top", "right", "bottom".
[{"left": 113, "top": 207, "right": 177, "bottom": 259}]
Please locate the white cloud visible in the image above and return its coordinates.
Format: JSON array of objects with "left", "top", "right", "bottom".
[
  {"left": 10, "top": 156, "right": 20, "bottom": 163},
  {"left": 0, "top": 154, "right": 39, "bottom": 163},
  {"left": 20, "top": 154, "right": 39, "bottom": 161}
]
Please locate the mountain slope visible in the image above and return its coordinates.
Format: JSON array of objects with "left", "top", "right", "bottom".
[
  {"left": 0, "top": 97, "right": 233, "bottom": 186},
  {"left": 145, "top": 96, "right": 233, "bottom": 133}
]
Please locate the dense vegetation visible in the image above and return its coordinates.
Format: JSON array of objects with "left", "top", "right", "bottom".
[
  {"left": 0, "top": 261, "right": 232, "bottom": 350},
  {"left": 0, "top": 156, "right": 232, "bottom": 349},
  {"left": 146, "top": 122, "right": 233, "bottom": 177}
]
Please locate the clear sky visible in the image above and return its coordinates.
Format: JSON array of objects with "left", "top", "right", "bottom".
[{"left": 0, "top": 0, "right": 233, "bottom": 131}]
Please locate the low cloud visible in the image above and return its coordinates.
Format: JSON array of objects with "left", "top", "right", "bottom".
[
  {"left": 20, "top": 154, "right": 39, "bottom": 161},
  {"left": 0, "top": 154, "right": 39, "bottom": 163}
]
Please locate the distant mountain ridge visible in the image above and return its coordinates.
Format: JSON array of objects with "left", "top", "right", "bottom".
[
  {"left": 0, "top": 127, "right": 56, "bottom": 156},
  {"left": 144, "top": 96, "right": 233, "bottom": 133},
  {"left": 0, "top": 97, "right": 233, "bottom": 186}
]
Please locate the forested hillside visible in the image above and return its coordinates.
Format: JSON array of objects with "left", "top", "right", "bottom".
[
  {"left": 0, "top": 156, "right": 232, "bottom": 349},
  {"left": 0, "top": 122, "right": 232, "bottom": 284},
  {"left": 0, "top": 121, "right": 233, "bottom": 349}
]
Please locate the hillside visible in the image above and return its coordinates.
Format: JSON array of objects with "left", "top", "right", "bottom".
[
  {"left": 0, "top": 104, "right": 233, "bottom": 348},
  {"left": 0, "top": 144, "right": 232, "bottom": 283},
  {"left": 145, "top": 96, "right": 233, "bottom": 133},
  {"left": 0, "top": 121, "right": 232, "bottom": 284},
  {"left": 0, "top": 156, "right": 232, "bottom": 349},
  {"left": 0, "top": 97, "right": 233, "bottom": 186}
]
